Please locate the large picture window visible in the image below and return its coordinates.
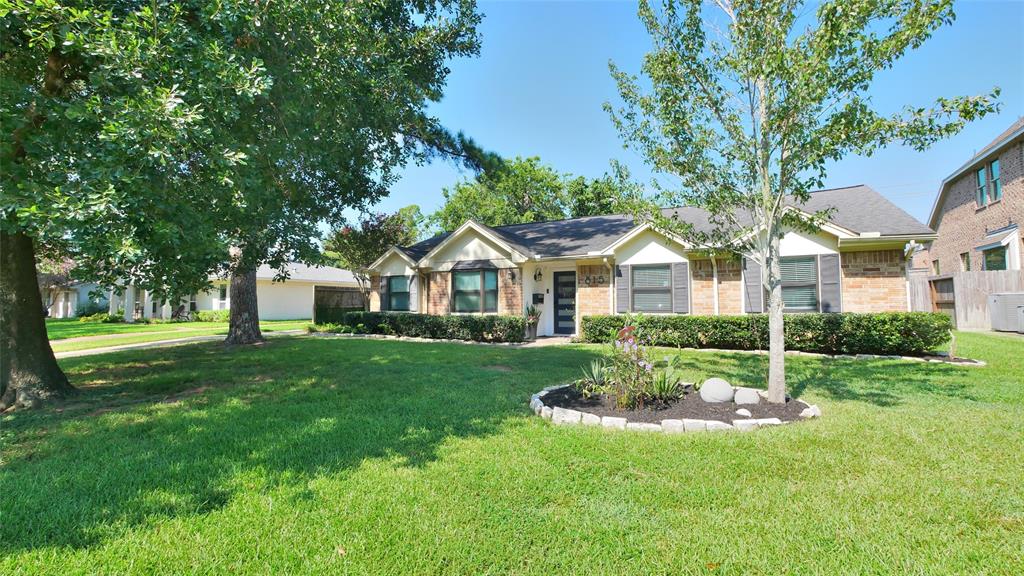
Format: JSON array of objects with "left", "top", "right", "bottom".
[
  {"left": 631, "top": 265, "right": 672, "bottom": 312},
  {"left": 780, "top": 256, "right": 818, "bottom": 312},
  {"left": 387, "top": 276, "right": 410, "bottom": 311},
  {"left": 452, "top": 270, "right": 497, "bottom": 313}
]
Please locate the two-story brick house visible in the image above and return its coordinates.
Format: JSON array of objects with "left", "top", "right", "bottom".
[{"left": 925, "top": 118, "right": 1023, "bottom": 273}]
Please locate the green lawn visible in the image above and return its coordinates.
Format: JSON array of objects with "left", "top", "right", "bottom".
[
  {"left": 46, "top": 319, "right": 310, "bottom": 353},
  {"left": 3, "top": 332, "right": 1022, "bottom": 574}
]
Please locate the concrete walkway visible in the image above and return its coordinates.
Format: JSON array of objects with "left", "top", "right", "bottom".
[{"left": 55, "top": 330, "right": 306, "bottom": 359}]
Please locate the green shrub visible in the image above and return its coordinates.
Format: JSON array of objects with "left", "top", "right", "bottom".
[
  {"left": 311, "top": 312, "right": 526, "bottom": 343},
  {"left": 194, "top": 309, "right": 230, "bottom": 322},
  {"left": 580, "top": 312, "right": 952, "bottom": 356},
  {"left": 314, "top": 306, "right": 366, "bottom": 324},
  {"left": 76, "top": 301, "right": 107, "bottom": 317},
  {"left": 78, "top": 312, "right": 121, "bottom": 323}
]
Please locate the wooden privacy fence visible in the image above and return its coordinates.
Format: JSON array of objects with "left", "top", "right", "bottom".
[
  {"left": 313, "top": 286, "right": 364, "bottom": 324},
  {"left": 908, "top": 270, "right": 1024, "bottom": 329}
]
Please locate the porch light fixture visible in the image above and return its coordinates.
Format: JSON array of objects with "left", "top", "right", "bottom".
[{"left": 533, "top": 268, "right": 543, "bottom": 282}]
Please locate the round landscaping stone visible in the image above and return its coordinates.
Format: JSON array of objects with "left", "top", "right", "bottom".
[
  {"left": 734, "top": 387, "right": 761, "bottom": 405},
  {"left": 735, "top": 408, "right": 752, "bottom": 417},
  {"left": 700, "top": 378, "right": 735, "bottom": 403}
]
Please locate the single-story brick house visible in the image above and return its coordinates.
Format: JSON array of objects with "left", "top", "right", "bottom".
[{"left": 368, "top": 185, "right": 937, "bottom": 337}]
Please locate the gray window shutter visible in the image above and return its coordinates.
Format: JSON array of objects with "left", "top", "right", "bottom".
[
  {"left": 407, "top": 274, "right": 419, "bottom": 312},
  {"left": 380, "top": 276, "right": 389, "bottom": 311},
  {"left": 672, "top": 262, "right": 689, "bottom": 314},
  {"left": 743, "top": 258, "right": 763, "bottom": 313},
  {"left": 819, "top": 254, "right": 842, "bottom": 312},
  {"left": 615, "top": 265, "right": 630, "bottom": 313}
]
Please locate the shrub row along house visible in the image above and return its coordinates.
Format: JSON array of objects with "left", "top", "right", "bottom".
[{"left": 367, "top": 185, "right": 937, "bottom": 338}]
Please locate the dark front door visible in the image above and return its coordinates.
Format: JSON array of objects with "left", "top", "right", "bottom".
[{"left": 553, "top": 272, "right": 576, "bottom": 335}]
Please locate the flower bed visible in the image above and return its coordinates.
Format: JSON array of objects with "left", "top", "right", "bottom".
[{"left": 531, "top": 324, "right": 822, "bottom": 432}]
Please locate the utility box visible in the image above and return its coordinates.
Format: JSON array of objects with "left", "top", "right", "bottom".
[{"left": 988, "top": 292, "right": 1024, "bottom": 332}]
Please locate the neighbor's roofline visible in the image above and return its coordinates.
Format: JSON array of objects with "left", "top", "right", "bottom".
[{"left": 927, "top": 123, "right": 1024, "bottom": 229}]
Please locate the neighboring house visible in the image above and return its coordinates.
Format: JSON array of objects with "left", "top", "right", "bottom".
[
  {"left": 101, "top": 262, "right": 359, "bottom": 322},
  {"left": 367, "top": 185, "right": 936, "bottom": 338},
  {"left": 45, "top": 282, "right": 108, "bottom": 319},
  {"left": 925, "top": 117, "right": 1023, "bottom": 273}
]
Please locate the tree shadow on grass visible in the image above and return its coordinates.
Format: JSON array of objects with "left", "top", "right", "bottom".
[
  {"left": 1, "top": 337, "right": 601, "bottom": 554},
  {"left": 665, "top": 350, "right": 977, "bottom": 407}
]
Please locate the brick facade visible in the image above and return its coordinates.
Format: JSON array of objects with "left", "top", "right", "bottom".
[
  {"left": 576, "top": 264, "right": 611, "bottom": 318},
  {"left": 427, "top": 271, "right": 450, "bottom": 315},
  {"left": 497, "top": 268, "right": 522, "bottom": 315},
  {"left": 369, "top": 274, "right": 381, "bottom": 311},
  {"left": 840, "top": 249, "right": 907, "bottom": 312},
  {"left": 717, "top": 260, "right": 743, "bottom": 314},
  {"left": 928, "top": 139, "right": 1023, "bottom": 273},
  {"left": 689, "top": 258, "right": 742, "bottom": 315}
]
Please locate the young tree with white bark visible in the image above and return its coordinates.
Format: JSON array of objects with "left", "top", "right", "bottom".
[{"left": 607, "top": 0, "right": 998, "bottom": 403}]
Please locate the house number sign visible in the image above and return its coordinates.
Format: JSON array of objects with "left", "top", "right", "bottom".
[{"left": 582, "top": 274, "right": 607, "bottom": 286}]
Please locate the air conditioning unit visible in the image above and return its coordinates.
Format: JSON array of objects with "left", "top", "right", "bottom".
[{"left": 988, "top": 292, "right": 1024, "bottom": 332}]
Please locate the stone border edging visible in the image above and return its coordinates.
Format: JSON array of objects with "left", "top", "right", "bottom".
[{"left": 530, "top": 384, "right": 822, "bottom": 433}]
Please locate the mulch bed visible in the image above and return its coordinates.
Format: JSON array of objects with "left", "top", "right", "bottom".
[{"left": 542, "top": 385, "right": 807, "bottom": 424}]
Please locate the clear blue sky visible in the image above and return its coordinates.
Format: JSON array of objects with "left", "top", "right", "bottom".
[{"left": 378, "top": 0, "right": 1024, "bottom": 225}]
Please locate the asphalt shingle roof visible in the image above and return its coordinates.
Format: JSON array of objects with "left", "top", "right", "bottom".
[{"left": 399, "top": 184, "right": 932, "bottom": 261}]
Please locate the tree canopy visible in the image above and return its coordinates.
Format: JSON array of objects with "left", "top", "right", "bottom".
[
  {"left": 428, "top": 157, "right": 637, "bottom": 232},
  {"left": 324, "top": 211, "right": 422, "bottom": 307},
  {"left": 607, "top": 0, "right": 999, "bottom": 402}
]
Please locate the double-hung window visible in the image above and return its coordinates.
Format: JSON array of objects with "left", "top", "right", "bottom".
[
  {"left": 976, "top": 167, "right": 988, "bottom": 206},
  {"left": 387, "top": 276, "right": 410, "bottom": 311},
  {"left": 452, "top": 270, "right": 497, "bottom": 313},
  {"left": 990, "top": 159, "right": 1001, "bottom": 201},
  {"left": 780, "top": 256, "right": 818, "bottom": 312},
  {"left": 631, "top": 265, "right": 672, "bottom": 312}
]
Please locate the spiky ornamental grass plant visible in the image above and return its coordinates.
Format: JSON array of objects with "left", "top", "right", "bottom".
[{"left": 606, "top": 0, "right": 999, "bottom": 403}]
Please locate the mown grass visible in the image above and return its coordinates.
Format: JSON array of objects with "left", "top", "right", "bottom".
[
  {"left": 46, "top": 320, "right": 310, "bottom": 353},
  {"left": 45, "top": 319, "right": 309, "bottom": 341},
  {"left": 2, "top": 332, "right": 1022, "bottom": 574}
]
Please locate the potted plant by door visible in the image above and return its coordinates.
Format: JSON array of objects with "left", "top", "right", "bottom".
[{"left": 525, "top": 305, "right": 541, "bottom": 341}]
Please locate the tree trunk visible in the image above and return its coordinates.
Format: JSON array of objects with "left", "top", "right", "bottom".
[
  {"left": 765, "top": 234, "right": 786, "bottom": 404},
  {"left": 0, "top": 229, "right": 75, "bottom": 410},
  {"left": 224, "top": 265, "right": 263, "bottom": 345}
]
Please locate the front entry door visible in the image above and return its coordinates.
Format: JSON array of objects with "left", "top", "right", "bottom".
[{"left": 553, "top": 272, "right": 576, "bottom": 335}]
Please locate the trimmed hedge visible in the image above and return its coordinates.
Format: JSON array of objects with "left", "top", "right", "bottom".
[
  {"left": 580, "top": 312, "right": 952, "bottom": 356},
  {"left": 313, "top": 311, "right": 526, "bottom": 343},
  {"left": 314, "top": 305, "right": 366, "bottom": 325},
  {"left": 194, "top": 309, "right": 230, "bottom": 322}
]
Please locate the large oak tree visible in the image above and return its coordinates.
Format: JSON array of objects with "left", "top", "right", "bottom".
[{"left": 1, "top": 1, "right": 260, "bottom": 409}]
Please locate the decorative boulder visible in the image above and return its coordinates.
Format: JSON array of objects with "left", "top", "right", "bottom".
[
  {"left": 734, "top": 408, "right": 752, "bottom": 418},
  {"left": 734, "top": 388, "right": 761, "bottom": 405},
  {"left": 700, "top": 378, "right": 735, "bottom": 403}
]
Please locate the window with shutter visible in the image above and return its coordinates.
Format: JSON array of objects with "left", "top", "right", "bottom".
[
  {"left": 631, "top": 265, "right": 672, "bottom": 312},
  {"left": 780, "top": 256, "right": 818, "bottom": 312}
]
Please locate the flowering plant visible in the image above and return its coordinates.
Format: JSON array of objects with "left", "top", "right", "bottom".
[{"left": 605, "top": 325, "right": 655, "bottom": 409}]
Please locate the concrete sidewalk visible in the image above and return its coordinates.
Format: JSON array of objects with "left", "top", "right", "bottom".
[{"left": 55, "top": 330, "right": 306, "bottom": 359}]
